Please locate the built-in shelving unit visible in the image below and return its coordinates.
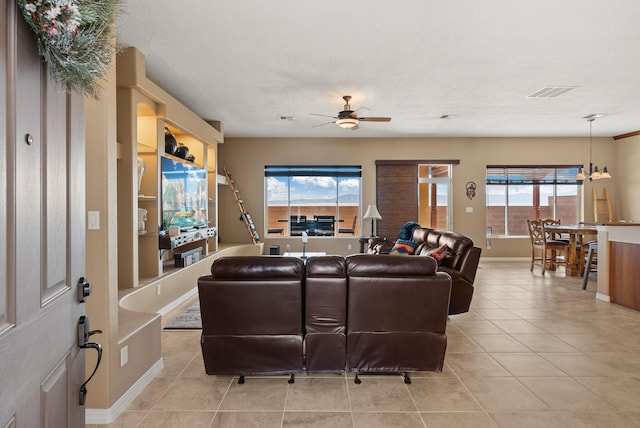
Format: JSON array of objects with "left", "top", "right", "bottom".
[{"left": 116, "top": 47, "right": 224, "bottom": 290}]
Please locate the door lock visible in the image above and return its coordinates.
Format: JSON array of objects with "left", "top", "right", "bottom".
[{"left": 78, "top": 277, "right": 92, "bottom": 303}]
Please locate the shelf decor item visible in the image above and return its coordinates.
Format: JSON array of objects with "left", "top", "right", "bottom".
[
  {"left": 136, "top": 157, "right": 146, "bottom": 193},
  {"left": 16, "top": 0, "right": 120, "bottom": 98}
]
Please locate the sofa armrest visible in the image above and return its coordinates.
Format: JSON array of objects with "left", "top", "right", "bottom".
[{"left": 458, "top": 246, "right": 482, "bottom": 284}]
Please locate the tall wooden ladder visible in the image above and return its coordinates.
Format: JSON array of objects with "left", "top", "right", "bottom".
[
  {"left": 224, "top": 167, "right": 260, "bottom": 244},
  {"left": 593, "top": 187, "right": 613, "bottom": 223}
]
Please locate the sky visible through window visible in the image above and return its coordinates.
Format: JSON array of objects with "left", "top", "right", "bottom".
[
  {"left": 267, "top": 176, "right": 360, "bottom": 204},
  {"left": 486, "top": 184, "right": 578, "bottom": 206}
]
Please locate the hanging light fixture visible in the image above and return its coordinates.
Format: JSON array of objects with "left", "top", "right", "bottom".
[
  {"left": 576, "top": 114, "right": 610, "bottom": 181},
  {"left": 336, "top": 117, "right": 359, "bottom": 129}
]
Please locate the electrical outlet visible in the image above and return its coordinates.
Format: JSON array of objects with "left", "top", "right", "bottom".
[
  {"left": 120, "top": 345, "right": 128, "bottom": 367},
  {"left": 285, "top": 244, "right": 291, "bottom": 251},
  {"left": 348, "top": 244, "right": 352, "bottom": 250},
  {"left": 156, "top": 284, "right": 161, "bottom": 296}
]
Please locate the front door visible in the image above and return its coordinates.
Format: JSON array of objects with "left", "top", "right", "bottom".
[{"left": 0, "top": 2, "right": 88, "bottom": 426}]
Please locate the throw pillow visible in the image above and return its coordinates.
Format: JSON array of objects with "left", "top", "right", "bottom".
[
  {"left": 426, "top": 244, "right": 450, "bottom": 265},
  {"left": 389, "top": 239, "right": 417, "bottom": 256}
]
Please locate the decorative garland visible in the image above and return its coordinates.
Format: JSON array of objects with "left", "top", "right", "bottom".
[{"left": 16, "top": 0, "right": 120, "bottom": 99}]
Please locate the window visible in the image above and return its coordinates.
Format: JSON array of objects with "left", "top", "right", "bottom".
[
  {"left": 486, "top": 165, "right": 582, "bottom": 237},
  {"left": 418, "top": 164, "right": 452, "bottom": 230},
  {"left": 265, "top": 165, "right": 361, "bottom": 237}
]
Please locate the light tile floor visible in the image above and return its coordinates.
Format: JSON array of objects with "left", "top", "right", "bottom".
[{"left": 87, "top": 260, "right": 640, "bottom": 427}]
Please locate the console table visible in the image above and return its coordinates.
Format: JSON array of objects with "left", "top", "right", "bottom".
[{"left": 283, "top": 252, "right": 327, "bottom": 258}]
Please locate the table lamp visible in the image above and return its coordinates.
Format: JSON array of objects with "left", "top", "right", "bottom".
[{"left": 363, "top": 205, "right": 382, "bottom": 237}]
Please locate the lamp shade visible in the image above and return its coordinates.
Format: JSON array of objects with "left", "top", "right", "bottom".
[
  {"left": 301, "top": 231, "right": 309, "bottom": 244},
  {"left": 363, "top": 205, "right": 382, "bottom": 220}
]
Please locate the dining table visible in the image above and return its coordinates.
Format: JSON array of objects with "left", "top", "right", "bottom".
[{"left": 544, "top": 223, "right": 598, "bottom": 276}]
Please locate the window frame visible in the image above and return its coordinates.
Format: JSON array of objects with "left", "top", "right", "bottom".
[
  {"left": 264, "top": 165, "right": 362, "bottom": 238},
  {"left": 418, "top": 164, "right": 453, "bottom": 230},
  {"left": 485, "top": 165, "right": 583, "bottom": 238}
]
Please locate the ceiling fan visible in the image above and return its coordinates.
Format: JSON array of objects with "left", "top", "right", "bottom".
[{"left": 312, "top": 95, "right": 391, "bottom": 130}]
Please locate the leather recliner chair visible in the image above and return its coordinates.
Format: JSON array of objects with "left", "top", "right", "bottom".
[
  {"left": 198, "top": 256, "right": 305, "bottom": 381},
  {"left": 345, "top": 254, "right": 451, "bottom": 383}
]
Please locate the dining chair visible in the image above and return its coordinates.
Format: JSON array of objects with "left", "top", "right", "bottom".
[
  {"left": 542, "top": 218, "right": 586, "bottom": 274},
  {"left": 540, "top": 218, "right": 568, "bottom": 242},
  {"left": 527, "top": 219, "right": 570, "bottom": 274},
  {"left": 314, "top": 215, "right": 335, "bottom": 236},
  {"left": 290, "top": 215, "right": 307, "bottom": 236},
  {"left": 339, "top": 215, "right": 357, "bottom": 235},
  {"left": 581, "top": 241, "right": 598, "bottom": 289}
]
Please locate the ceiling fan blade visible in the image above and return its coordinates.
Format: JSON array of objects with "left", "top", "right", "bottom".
[
  {"left": 312, "top": 121, "right": 336, "bottom": 128},
  {"left": 359, "top": 117, "right": 391, "bottom": 122},
  {"left": 311, "top": 113, "right": 338, "bottom": 119}
]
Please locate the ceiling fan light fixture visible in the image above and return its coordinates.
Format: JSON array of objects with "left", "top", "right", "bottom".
[{"left": 336, "top": 118, "right": 359, "bottom": 129}]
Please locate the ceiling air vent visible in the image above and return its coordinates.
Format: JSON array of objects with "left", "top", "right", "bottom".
[{"left": 526, "top": 87, "right": 577, "bottom": 98}]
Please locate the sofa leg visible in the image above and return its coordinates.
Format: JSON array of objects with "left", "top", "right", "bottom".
[
  {"left": 354, "top": 373, "right": 361, "bottom": 384},
  {"left": 402, "top": 372, "right": 412, "bottom": 384},
  {"left": 288, "top": 374, "right": 295, "bottom": 384},
  {"left": 237, "top": 376, "right": 245, "bottom": 385}
]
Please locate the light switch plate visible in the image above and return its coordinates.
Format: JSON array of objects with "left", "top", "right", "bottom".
[
  {"left": 88, "top": 211, "right": 100, "bottom": 230},
  {"left": 465, "top": 207, "right": 473, "bottom": 213}
]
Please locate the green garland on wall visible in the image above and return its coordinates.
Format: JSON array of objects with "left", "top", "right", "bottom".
[{"left": 16, "top": 0, "right": 120, "bottom": 99}]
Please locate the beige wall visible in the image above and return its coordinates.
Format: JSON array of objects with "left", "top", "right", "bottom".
[
  {"left": 615, "top": 134, "right": 640, "bottom": 222},
  {"left": 219, "top": 136, "right": 622, "bottom": 257},
  {"left": 85, "top": 59, "right": 120, "bottom": 409}
]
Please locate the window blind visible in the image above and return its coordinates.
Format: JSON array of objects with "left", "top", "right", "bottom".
[
  {"left": 486, "top": 165, "right": 582, "bottom": 185},
  {"left": 265, "top": 165, "right": 361, "bottom": 177}
]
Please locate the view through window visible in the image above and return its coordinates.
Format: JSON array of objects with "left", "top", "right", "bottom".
[
  {"left": 265, "top": 166, "right": 362, "bottom": 237},
  {"left": 486, "top": 166, "right": 582, "bottom": 237},
  {"left": 418, "top": 164, "right": 452, "bottom": 230}
]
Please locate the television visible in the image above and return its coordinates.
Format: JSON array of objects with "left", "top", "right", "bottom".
[{"left": 161, "top": 156, "right": 208, "bottom": 230}]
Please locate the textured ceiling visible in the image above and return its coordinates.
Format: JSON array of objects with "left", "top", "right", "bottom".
[{"left": 115, "top": 0, "right": 640, "bottom": 139}]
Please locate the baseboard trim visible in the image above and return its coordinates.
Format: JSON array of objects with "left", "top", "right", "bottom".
[
  {"left": 480, "top": 257, "right": 530, "bottom": 262},
  {"left": 85, "top": 358, "right": 164, "bottom": 425},
  {"left": 596, "top": 292, "right": 611, "bottom": 302}
]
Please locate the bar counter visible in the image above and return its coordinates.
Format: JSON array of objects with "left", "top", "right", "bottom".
[{"left": 596, "top": 223, "right": 640, "bottom": 311}]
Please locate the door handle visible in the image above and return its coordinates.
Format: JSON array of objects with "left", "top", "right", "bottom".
[{"left": 78, "top": 315, "right": 102, "bottom": 405}]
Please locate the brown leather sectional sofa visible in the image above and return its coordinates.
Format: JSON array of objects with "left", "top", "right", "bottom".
[
  {"left": 197, "top": 254, "right": 451, "bottom": 383},
  {"left": 368, "top": 227, "right": 482, "bottom": 315}
]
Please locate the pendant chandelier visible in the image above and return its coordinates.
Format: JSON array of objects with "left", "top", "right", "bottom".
[{"left": 575, "top": 114, "right": 611, "bottom": 181}]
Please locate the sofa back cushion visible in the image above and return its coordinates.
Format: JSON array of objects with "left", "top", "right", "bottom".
[
  {"left": 305, "top": 256, "right": 347, "bottom": 334},
  {"left": 436, "top": 232, "right": 473, "bottom": 269},
  {"left": 199, "top": 256, "right": 305, "bottom": 335},
  {"left": 305, "top": 256, "right": 347, "bottom": 372},
  {"left": 345, "top": 254, "right": 449, "bottom": 332},
  {"left": 412, "top": 227, "right": 473, "bottom": 269},
  {"left": 209, "top": 255, "right": 305, "bottom": 279}
]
